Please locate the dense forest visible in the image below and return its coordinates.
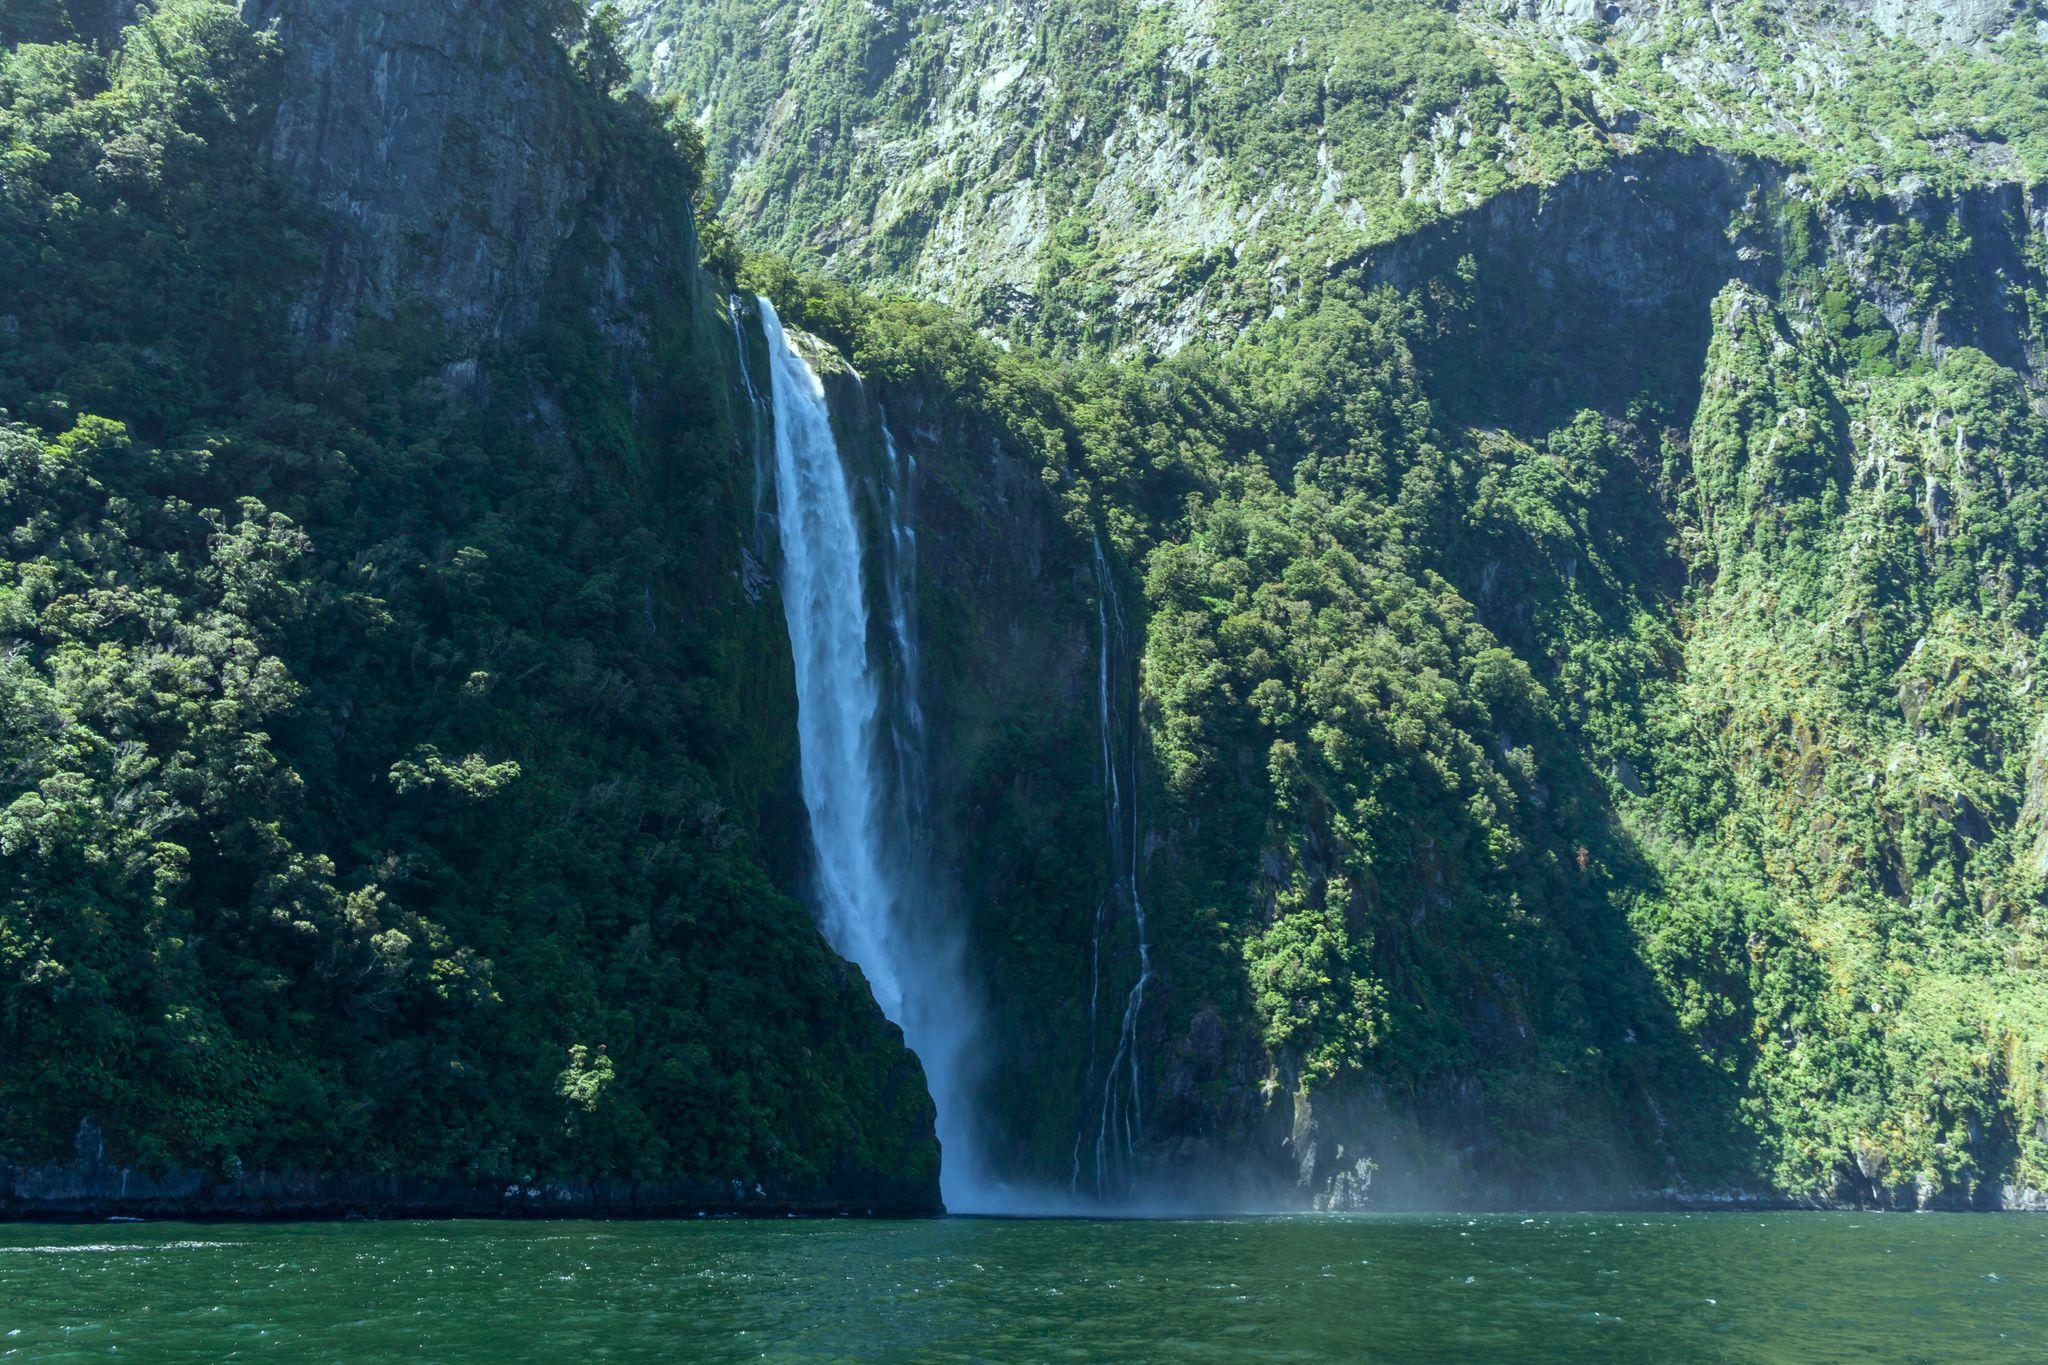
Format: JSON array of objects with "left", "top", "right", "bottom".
[
  {"left": 686, "top": 0, "right": 2048, "bottom": 1207},
  {"left": 2, "top": 0, "right": 2046, "bottom": 1213},
  {"left": 0, "top": 0, "right": 933, "bottom": 1213}
]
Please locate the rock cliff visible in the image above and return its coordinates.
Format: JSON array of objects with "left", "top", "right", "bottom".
[
  {"left": 0, "top": 0, "right": 940, "bottom": 1219},
  {"left": 236, "top": 0, "right": 647, "bottom": 364}
]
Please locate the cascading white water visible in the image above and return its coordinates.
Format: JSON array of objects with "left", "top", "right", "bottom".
[
  {"left": 1072, "top": 531, "right": 1154, "bottom": 1201},
  {"left": 755, "top": 296, "right": 987, "bottom": 1208}
]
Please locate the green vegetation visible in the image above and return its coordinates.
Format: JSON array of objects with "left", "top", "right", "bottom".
[
  {"left": 627, "top": 0, "right": 2048, "bottom": 357},
  {"left": 630, "top": 0, "right": 2048, "bottom": 1203},
  {"left": 0, "top": 1, "right": 935, "bottom": 1199},
  {"left": 5, "top": 0, "right": 2045, "bottom": 1211},
  {"left": 750, "top": 161, "right": 2048, "bottom": 1199}
]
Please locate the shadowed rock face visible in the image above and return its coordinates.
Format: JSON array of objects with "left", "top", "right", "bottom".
[
  {"left": 59, "top": 0, "right": 135, "bottom": 43},
  {"left": 237, "top": 0, "right": 597, "bottom": 357},
  {"left": 1818, "top": 177, "right": 2048, "bottom": 383},
  {"left": 1353, "top": 150, "right": 2048, "bottom": 436}
]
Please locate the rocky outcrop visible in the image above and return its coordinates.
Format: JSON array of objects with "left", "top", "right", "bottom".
[
  {"left": 2021, "top": 717, "right": 2048, "bottom": 880},
  {"left": 1285, "top": 1080, "right": 1636, "bottom": 1211},
  {"left": 1487, "top": 0, "right": 2036, "bottom": 48},
  {"left": 1856, "top": 0, "right": 2036, "bottom": 48},
  {"left": 1359, "top": 150, "right": 1771, "bottom": 427},
  {"left": 237, "top": 0, "right": 611, "bottom": 359},
  {"left": 1811, "top": 176, "right": 2048, "bottom": 383}
]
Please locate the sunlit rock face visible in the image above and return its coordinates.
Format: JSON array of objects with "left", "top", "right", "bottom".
[
  {"left": 1494, "top": 0, "right": 2032, "bottom": 46},
  {"left": 1855, "top": 0, "right": 2034, "bottom": 47}
]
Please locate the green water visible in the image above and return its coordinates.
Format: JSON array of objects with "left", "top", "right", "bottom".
[{"left": 1, "top": 1213, "right": 2041, "bottom": 1361}]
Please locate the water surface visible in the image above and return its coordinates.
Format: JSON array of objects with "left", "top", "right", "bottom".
[{"left": 2, "top": 1212, "right": 2041, "bottom": 1360}]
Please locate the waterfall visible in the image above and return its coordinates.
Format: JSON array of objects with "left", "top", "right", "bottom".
[
  {"left": 1072, "top": 531, "right": 1153, "bottom": 1201},
  {"left": 755, "top": 296, "right": 986, "bottom": 1208}
]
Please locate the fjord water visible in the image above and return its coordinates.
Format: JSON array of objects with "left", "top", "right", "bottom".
[
  {"left": 756, "top": 298, "right": 986, "bottom": 1207},
  {"left": 3, "top": 1214, "right": 2042, "bottom": 1360}
]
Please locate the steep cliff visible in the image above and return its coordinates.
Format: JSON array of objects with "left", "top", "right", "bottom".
[
  {"left": 624, "top": 0, "right": 2048, "bottom": 356},
  {"left": 8, "top": 0, "right": 2048, "bottom": 1217},
  {"left": 0, "top": 0, "right": 938, "bottom": 1216},
  {"left": 716, "top": 112, "right": 2048, "bottom": 1208}
]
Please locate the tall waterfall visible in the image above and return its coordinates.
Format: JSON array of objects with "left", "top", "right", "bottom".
[
  {"left": 1072, "top": 532, "right": 1154, "bottom": 1201},
  {"left": 755, "top": 296, "right": 986, "bottom": 1208}
]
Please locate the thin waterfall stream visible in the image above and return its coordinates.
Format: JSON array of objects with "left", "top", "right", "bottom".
[
  {"left": 753, "top": 296, "right": 987, "bottom": 1209},
  {"left": 1072, "top": 532, "right": 1153, "bottom": 1201},
  {"left": 875, "top": 418, "right": 927, "bottom": 840}
]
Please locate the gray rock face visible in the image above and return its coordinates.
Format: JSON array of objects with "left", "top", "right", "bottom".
[
  {"left": 2021, "top": 717, "right": 2048, "bottom": 878},
  {"left": 1854, "top": 0, "right": 2033, "bottom": 47},
  {"left": 1491, "top": 0, "right": 2032, "bottom": 46},
  {"left": 1486, "top": 0, "right": 1667, "bottom": 40},
  {"left": 238, "top": 0, "right": 600, "bottom": 357},
  {"left": 1814, "top": 177, "right": 2048, "bottom": 382}
]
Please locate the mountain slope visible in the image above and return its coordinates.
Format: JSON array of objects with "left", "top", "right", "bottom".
[
  {"left": 5, "top": 0, "right": 2047, "bottom": 1217},
  {"left": 646, "top": 2, "right": 2048, "bottom": 1207},
  {"left": 626, "top": 0, "right": 2048, "bottom": 355},
  {"left": 0, "top": 0, "right": 937, "bottom": 1215}
]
